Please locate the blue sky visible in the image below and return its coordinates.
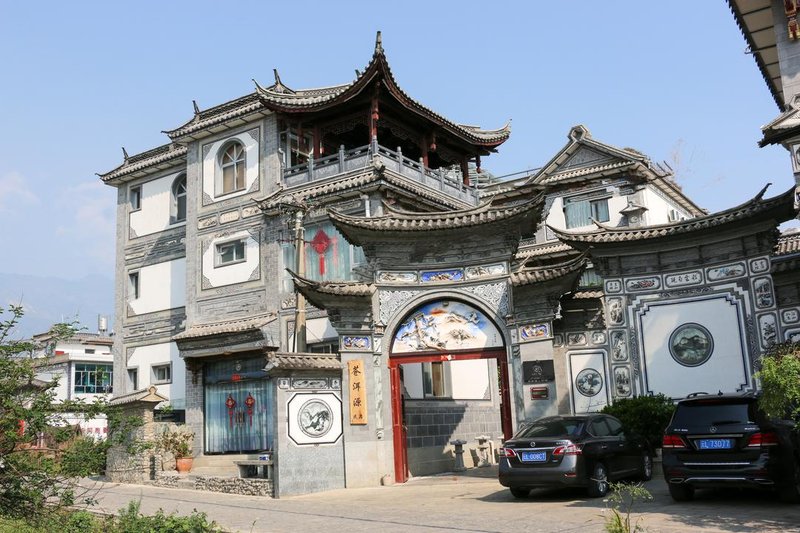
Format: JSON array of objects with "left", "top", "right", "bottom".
[{"left": 0, "top": 1, "right": 791, "bottom": 283}]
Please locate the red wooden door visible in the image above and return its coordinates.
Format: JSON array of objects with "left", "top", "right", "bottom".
[{"left": 389, "top": 364, "right": 409, "bottom": 483}]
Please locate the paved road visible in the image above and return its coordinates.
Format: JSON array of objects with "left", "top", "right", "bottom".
[{"left": 80, "top": 468, "right": 800, "bottom": 532}]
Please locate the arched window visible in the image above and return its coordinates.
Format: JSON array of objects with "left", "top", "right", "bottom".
[
  {"left": 172, "top": 174, "right": 187, "bottom": 223},
  {"left": 218, "top": 142, "right": 246, "bottom": 195}
]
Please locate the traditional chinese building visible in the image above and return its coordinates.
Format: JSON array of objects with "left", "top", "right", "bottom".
[{"left": 99, "top": 32, "right": 797, "bottom": 496}]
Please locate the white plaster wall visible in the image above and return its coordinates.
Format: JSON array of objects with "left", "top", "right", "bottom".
[
  {"left": 641, "top": 187, "right": 688, "bottom": 225},
  {"left": 127, "top": 342, "right": 185, "bottom": 409},
  {"left": 640, "top": 296, "right": 748, "bottom": 399},
  {"left": 450, "top": 359, "right": 490, "bottom": 399},
  {"left": 201, "top": 231, "right": 259, "bottom": 288},
  {"left": 129, "top": 172, "right": 184, "bottom": 238},
  {"left": 129, "top": 258, "right": 186, "bottom": 314},
  {"left": 36, "top": 367, "right": 69, "bottom": 401},
  {"left": 202, "top": 132, "right": 259, "bottom": 203},
  {"left": 307, "top": 317, "right": 338, "bottom": 343}
]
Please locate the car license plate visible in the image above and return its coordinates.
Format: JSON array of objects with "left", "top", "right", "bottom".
[
  {"left": 697, "top": 439, "right": 732, "bottom": 450},
  {"left": 521, "top": 451, "right": 547, "bottom": 462}
]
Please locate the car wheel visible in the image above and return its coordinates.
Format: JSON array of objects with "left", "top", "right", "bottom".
[
  {"left": 779, "top": 459, "right": 800, "bottom": 504},
  {"left": 587, "top": 462, "right": 609, "bottom": 498},
  {"left": 668, "top": 483, "right": 695, "bottom": 502},
  {"left": 639, "top": 452, "right": 653, "bottom": 481},
  {"left": 509, "top": 487, "right": 529, "bottom": 499}
]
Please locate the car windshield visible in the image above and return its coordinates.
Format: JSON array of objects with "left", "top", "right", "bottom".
[
  {"left": 515, "top": 418, "right": 584, "bottom": 439},
  {"left": 672, "top": 401, "right": 757, "bottom": 426}
]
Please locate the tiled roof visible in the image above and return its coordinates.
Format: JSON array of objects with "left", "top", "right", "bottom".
[
  {"left": 165, "top": 33, "right": 508, "bottom": 148},
  {"left": 551, "top": 185, "right": 793, "bottom": 247},
  {"left": 173, "top": 313, "right": 277, "bottom": 340},
  {"left": 163, "top": 93, "right": 264, "bottom": 140},
  {"left": 290, "top": 272, "right": 374, "bottom": 297},
  {"left": 775, "top": 231, "right": 800, "bottom": 257},
  {"left": 98, "top": 143, "right": 187, "bottom": 182},
  {"left": 572, "top": 289, "right": 604, "bottom": 299},
  {"left": 510, "top": 253, "right": 588, "bottom": 287},
  {"left": 329, "top": 196, "right": 542, "bottom": 233},
  {"left": 727, "top": 0, "right": 782, "bottom": 109},
  {"left": 515, "top": 241, "right": 575, "bottom": 260},
  {"left": 251, "top": 34, "right": 509, "bottom": 147},
  {"left": 538, "top": 161, "right": 637, "bottom": 186},
  {"left": 108, "top": 385, "right": 168, "bottom": 406},
  {"left": 266, "top": 352, "right": 341, "bottom": 371}
]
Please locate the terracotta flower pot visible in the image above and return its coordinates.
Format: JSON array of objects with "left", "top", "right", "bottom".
[{"left": 176, "top": 457, "right": 193, "bottom": 473}]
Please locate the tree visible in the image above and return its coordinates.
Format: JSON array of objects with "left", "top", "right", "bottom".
[
  {"left": 756, "top": 342, "right": 800, "bottom": 424},
  {"left": 0, "top": 305, "right": 107, "bottom": 522}
]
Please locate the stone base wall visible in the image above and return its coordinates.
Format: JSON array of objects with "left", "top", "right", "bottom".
[
  {"left": 154, "top": 471, "right": 180, "bottom": 488},
  {"left": 194, "top": 475, "right": 273, "bottom": 497}
]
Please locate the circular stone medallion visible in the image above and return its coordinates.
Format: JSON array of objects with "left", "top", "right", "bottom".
[
  {"left": 669, "top": 323, "right": 714, "bottom": 367},
  {"left": 575, "top": 368, "right": 603, "bottom": 397},
  {"left": 298, "top": 399, "right": 333, "bottom": 438}
]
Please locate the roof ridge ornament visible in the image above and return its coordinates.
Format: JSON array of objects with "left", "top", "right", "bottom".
[
  {"left": 569, "top": 125, "right": 590, "bottom": 142},
  {"left": 121, "top": 147, "right": 129, "bottom": 162},
  {"left": 374, "top": 30, "right": 383, "bottom": 55},
  {"left": 755, "top": 182, "right": 771, "bottom": 201},
  {"left": 192, "top": 100, "right": 200, "bottom": 115}
]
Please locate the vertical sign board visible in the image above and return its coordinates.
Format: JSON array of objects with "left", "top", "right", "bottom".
[{"left": 348, "top": 360, "right": 367, "bottom": 424}]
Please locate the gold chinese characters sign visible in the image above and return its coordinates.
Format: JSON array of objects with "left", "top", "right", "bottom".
[{"left": 348, "top": 360, "right": 367, "bottom": 425}]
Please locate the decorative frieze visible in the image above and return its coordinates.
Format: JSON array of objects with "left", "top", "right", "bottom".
[
  {"left": 707, "top": 262, "right": 746, "bottom": 282},
  {"left": 341, "top": 335, "right": 371, "bottom": 351},
  {"left": 604, "top": 280, "right": 622, "bottom": 294},
  {"left": 758, "top": 313, "right": 778, "bottom": 350},
  {"left": 377, "top": 271, "right": 417, "bottom": 283},
  {"left": 518, "top": 322, "right": 550, "bottom": 341},
  {"left": 749, "top": 257, "right": 770, "bottom": 274},
  {"left": 420, "top": 269, "right": 463, "bottom": 283},
  {"left": 752, "top": 277, "right": 774, "bottom": 309},
  {"left": 219, "top": 210, "right": 240, "bottom": 224},
  {"left": 664, "top": 271, "right": 702, "bottom": 288},
  {"left": 463, "top": 282, "right": 509, "bottom": 318},
  {"left": 610, "top": 330, "right": 628, "bottom": 362},
  {"left": 606, "top": 297, "right": 624, "bottom": 326},
  {"left": 465, "top": 263, "right": 507, "bottom": 280},
  {"left": 781, "top": 308, "right": 800, "bottom": 325},
  {"left": 378, "top": 289, "right": 417, "bottom": 325},
  {"left": 613, "top": 366, "right": 632, "bottom": 397},
  {"left": 625, "top": 277, "right": 660, "bottom": 292}
]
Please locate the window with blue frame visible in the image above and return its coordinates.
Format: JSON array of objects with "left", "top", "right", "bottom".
[{"left": 74, "top": 363, "right": 113, "bottom": 394}]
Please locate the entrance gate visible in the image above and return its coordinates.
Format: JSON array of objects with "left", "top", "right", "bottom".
[{"left": 386, "top": 299, "right": 512, "bottom": 483}]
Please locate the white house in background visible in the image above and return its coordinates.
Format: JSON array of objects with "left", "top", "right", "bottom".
[{"left": 32, "top": 328, "right": 114, "bottom": 439}]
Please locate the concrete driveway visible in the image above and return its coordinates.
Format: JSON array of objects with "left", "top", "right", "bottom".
[{"left": 81, "top": 467, "right": 800, "bottom": 532}]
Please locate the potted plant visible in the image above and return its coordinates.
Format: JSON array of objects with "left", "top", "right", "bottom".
[{"left": 156, "top": 426, "right": 194, "bottom": 473}]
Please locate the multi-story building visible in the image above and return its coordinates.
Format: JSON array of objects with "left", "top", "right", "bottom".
[
  {"left": 100, "top": 33, "right": 796, "bottom": 496},
  {"left": 32, "top": 327, "right": 114, "bottom": 438}
]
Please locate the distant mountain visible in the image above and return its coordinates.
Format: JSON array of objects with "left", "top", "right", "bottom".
[{"left": 0, "top": 272, "right": 114, "bottom": 339}]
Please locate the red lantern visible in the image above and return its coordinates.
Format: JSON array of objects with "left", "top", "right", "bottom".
[
  {"left": 245, "top": 393, "right": 256, "bottom": 427},
  {"left": 310, "top": 229, "right": 331, "bottom": 275},
  {"left": 226, "top": 394, "right": 237, "bottom": 428}
]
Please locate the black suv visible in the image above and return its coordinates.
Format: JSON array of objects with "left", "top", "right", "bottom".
[{"left": 662, "top": 392, "right": 800, "bottom": 502}]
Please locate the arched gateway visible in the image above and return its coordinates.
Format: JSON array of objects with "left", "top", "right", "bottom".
[{"left": 388, "top": 299, "right": 512, "bottom": 483}]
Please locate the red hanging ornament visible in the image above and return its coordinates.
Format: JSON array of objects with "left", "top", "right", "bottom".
[
  {"left": 226, "top": 394, "right": 237, "bottom": 429},
  {"left": 310, "top": 229, "right": 331, "bottom": 275},
  {"left": 245, "top": 393, "right": 256, "bottom": 427}
]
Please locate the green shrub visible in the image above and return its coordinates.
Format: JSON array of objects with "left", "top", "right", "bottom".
[
  {"left": 601, "top": 394, "right": 675, "bottom": 449},
  {"left": 756, "top": 342, "right": 800, "bottom": 425}
]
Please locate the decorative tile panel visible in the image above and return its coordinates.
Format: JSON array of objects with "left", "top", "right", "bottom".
[
  {"left": 341, "top": 335, "right": 372, "bottom": 351},
  {"left": 707, "top": 263, "right": 746, "bottom": 282},
  {"left": 752, "top": 277, "right": 774, "bottom": 309},
  {"left": 420, "top": 269, "right": 464, "bottom": 283},
  {"left": 781, "top": 308, "right": 800, "bottom": 325},
  {"left": 665, "top": 271, "right": 702, "bottom": 288},
  {"left": 377, "top": 271, "right": 418, "bottom": 283},
  {"left": 465, "top": 263, "right": 507, "bottom": 280},
  {"left": 625, "top": 277, "right": 660, "bottom": 291},
  {"left": 605, "top": 280, "right": 622, "bottom": 294},
  {"left": 749, "top": 257, "right": 770, "bottom": 274},
  {"left": 519, "top": 323, "right": 550, "bottom": 341}
]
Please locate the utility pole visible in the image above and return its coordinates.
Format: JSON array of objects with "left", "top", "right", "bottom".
[{"left": 293, "top": 209, "right": 307, "bottom": 353}]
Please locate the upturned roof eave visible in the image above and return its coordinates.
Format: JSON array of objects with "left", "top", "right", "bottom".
[{"left": 510, "top": 252, "right": 589, "bottom": 287}]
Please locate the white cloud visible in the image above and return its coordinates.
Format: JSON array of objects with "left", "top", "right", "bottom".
[{"left": 0, "top": 172, "right": 40, "bottom": 210}]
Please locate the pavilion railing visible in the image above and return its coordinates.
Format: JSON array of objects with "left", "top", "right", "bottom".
[{"left": 282, "top": 142, "right": 479, "bottom": 204}]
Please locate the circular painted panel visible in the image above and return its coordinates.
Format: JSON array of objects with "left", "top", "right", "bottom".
[
  {"left": 669, "top": 323, "right": 714, "bottom": 367},
  {"left": 575, "top": 368, "right": 603, "bottom": 397}
]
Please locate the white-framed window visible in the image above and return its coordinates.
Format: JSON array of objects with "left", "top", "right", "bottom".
[
  {"left": 217, "top": 142, "right": 246, "bottom": 195},
  {"left": 422, "top": 361, "right": 452, "bottom": 398},
  {"left": 128, "top": 271, "right": 140, "bottom": 300},
  {"left": 215, "top": 239, "right": 246, "bottom": 267},
  {"left": 564, "top": 196, "right": 610, "bottom": 229},
  {"left": 151, "top": 363, "right": 172, "bottom": 384},
  {"left": 127, "top": 368, "right": 139, "bottom": 391},
  {"left": 172, "top": 174, "right": 187, "bottom": 223},
  {"left": 668, "top": 208, "right": 685, "bottom": 222},
  {"left": 129, "top": 185, "right": 142, "bottom": 211}
]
